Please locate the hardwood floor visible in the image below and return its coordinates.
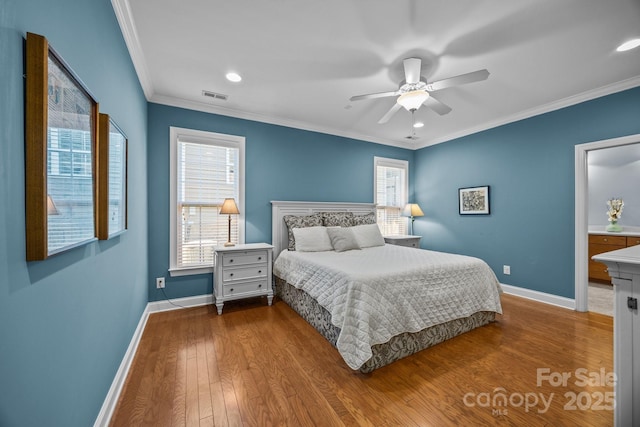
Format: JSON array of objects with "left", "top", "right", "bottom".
[{"left": 110, "top": 294, "right": 613, "bottom": 426}]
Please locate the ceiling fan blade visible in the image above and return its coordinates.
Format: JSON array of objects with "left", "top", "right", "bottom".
[
  {"left": 426, "top": 69, "right": 490, "bottom": 92},
  {"left": 424, "top": 95, "right": 452, "bottom": 115},
  {"left": 403, "top": 58, "right": 422, "bottom": 84},
  {"left": 378, "top": 103, "right": 402, "bottom": 124},
  {"left": 350, "top": 90, "right": 399, "bottom": 102}
]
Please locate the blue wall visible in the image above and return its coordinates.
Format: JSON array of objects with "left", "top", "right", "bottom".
[
  {"left": 414, "top": 87, "right": 640, "bottom": 298},
  {"left": 147, "top": 103, "right": 414, "bottom": 301},
  {"left": 0, "top": 1, "right": 148, "bottom": 426}
]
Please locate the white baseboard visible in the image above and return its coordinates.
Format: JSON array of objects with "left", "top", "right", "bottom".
[
  {"left": 93, "top": 293, "right": 214, "bottom": 426},
  {"left": 93, "top": 304, "right": 151, "bottom": 427},
  {"left": 500, "top": 283, "right": 575, "bottom": 310},
  {"left": 147, "top": 293, "right": 214, "bottom": 313}
]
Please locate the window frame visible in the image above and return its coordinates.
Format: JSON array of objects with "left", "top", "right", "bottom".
[
  {"left": 169, "top": 127, "right": 245, "bottom": 276},
  {"left": 373, "top": 156, "right": 409, "bottom": 236}
]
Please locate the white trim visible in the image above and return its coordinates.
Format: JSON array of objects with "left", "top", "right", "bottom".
[
  {"left": 147, "top": 294, "right": 214, "bottom": 313},
  {"left": 574, "top": 133, "right": 640, "bottom": 312},
  {"left": 500, "top": 283, "right": 575, "bottom": 310},
  {"left": 93, "top": 304, "right": 151, "bottom": 427},
  {"left": 110, "top": 0, "right": 154, "bottom": 99},
  {"left": 109, "top": 0, "right": 640, "bottom": 151},
  {"left": 415, "top": 76, "right": 640, "bottom": 149},
  {"left": 93, "top": 294, "right": 214, "bottom": 426},
  {"left": 169, "top": 127, "right": 245, "bottom": 274}
]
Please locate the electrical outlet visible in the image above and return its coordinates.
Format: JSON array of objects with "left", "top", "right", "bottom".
[
  {"left": 503, "top": 265, "right": 511, "bottom": 275},
  {"left": 156, "top": 277, "right": 165, "bottom": 289}
]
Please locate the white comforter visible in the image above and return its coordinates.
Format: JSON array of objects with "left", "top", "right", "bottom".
[{"left": 273, "top": 244, "right": 503, "bottom": 370}]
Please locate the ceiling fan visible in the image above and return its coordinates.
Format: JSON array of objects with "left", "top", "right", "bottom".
[{"left": 350, "top": 58, "right": 490, "bottom": 124}]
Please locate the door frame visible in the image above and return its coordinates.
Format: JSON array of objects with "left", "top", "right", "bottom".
[{"left": 574, "top": 133, "right": 640, "bottom": 311}]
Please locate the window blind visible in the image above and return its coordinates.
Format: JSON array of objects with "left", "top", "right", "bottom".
[
  {"left": 47, "top": 127, "right": 95, "bottom": 253},
  {"left": 108, "top": 126, "right": 126, "bottom": 235},
  {"left": 176, "top": 140, "right": 240, "bottom": 267},
  {"left": 375, "top": 160, "right": 407, "bottom": 236}
]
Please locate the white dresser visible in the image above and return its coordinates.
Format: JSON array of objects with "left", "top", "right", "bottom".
[
  {"left": 213, "top": 243, "right": 273, "bottom": 315},
  {"left": 592, "top": 244, "right": 640, "bottom": 427}
]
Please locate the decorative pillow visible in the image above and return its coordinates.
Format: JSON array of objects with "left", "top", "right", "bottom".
[
  {"left": 352, "top": 223, "right": 386, "bottom": 248},
  {"left": 283, "top": 214, "right": 323, "bottom": 250},
  {"left": 326, "top": 227, "right": 360, "bottom": 252},
  {"left": 321, "top": 211, "right": 355, "bottom": 227},
  {"left": 352, "top": 212, "right": 377, "bottom": 226},
  {"left": 292, "top": 226, "right": 334, "bottom": 252}
]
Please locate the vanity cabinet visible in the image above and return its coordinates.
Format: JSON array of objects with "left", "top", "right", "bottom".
[{"left": 589, "top": 234, "right": 639, "bottom": 282}]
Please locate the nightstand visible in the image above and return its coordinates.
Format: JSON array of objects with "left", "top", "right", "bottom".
[
  {"left": 213, "top": 243, "right": 273, "bottom": 315},
  {"left": 384, "top": 235, "right": 421, "bottom": 248}
]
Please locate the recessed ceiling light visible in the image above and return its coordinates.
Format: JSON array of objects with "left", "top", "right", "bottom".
[
  {"left": 413, "top": 121, "right": 425, "bottom": 128},
  {"left": 225, "top": 72, "right": 242, "bottom": 82},
  {"left": 616, "top": 38, "right": 640, "bottom": 52}
]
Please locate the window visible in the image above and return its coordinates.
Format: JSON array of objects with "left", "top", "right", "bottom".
[
  {"left": 374, "top": 157, "right": 408, "bottom": 236},
  {"left": 170, "top": 127, "right": 245, "bottom": 275}
]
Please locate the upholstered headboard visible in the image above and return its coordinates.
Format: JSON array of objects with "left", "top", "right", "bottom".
[{"left": 271, "top": 201, "right": 377, "bottom": 258}]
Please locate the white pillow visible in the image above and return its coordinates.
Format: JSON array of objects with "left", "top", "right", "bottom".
[
  {"left": 352, "top": 223, "right": 385, "bottom": 248},
  {"left": 326, "top": 227, "right": 360, "bottom": 252},
  {"left": 292, "top": 226, "right": 333, "bottom": 252}
]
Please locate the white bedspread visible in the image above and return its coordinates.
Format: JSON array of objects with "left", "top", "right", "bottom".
[{"left": 273, "top": 244, "right": 503, "bottom": 370}]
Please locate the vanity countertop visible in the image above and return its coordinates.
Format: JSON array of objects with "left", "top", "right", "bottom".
[{"left": 588, "top": 226, "right": 640, "bottom": 237}]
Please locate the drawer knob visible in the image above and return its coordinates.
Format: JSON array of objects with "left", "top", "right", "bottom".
[
  {"left": 258, "top": 284, "right": 262, "bottom": 288},
  {"left": 604, "top": 238, "right": 608, "bottom": 242},
  {"left": 230, "top": 273, "right": 234, "bottom": 277},
  {"left": 258, "top": 270, "right": 262, "bottom": 274},
  {"left": 258, "top": 256, "right": 262, "bottom": 260},
  {"left": 230, "top": 288, "right": 234, "bottom": 292},
  {"left": 229, "top": 259, "right": 234, "bottom": 263}
]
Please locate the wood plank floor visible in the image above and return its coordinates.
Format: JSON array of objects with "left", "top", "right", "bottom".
[{"left": 110, "top": 294, "right": 613, "bottom": 426}]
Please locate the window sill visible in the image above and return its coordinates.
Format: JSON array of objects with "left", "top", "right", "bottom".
[{"left": 169, "top": 266, "right": 214, "bottom": 277}]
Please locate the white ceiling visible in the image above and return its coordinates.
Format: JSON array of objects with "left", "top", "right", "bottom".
[{"left": 114, "top": 0, "right": 640, "bottom": 150}]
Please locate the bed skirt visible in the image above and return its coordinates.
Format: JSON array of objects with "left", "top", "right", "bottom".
[{"left": 274, "top": 276, "right": 496, "bottom": 373}]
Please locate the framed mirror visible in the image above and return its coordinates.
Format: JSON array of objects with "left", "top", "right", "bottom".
[
  {"left": 25, "top": 32, "right": 98, "bottom": 260},
  {"left": 97, "top": 113, "right": 128, "bottom": 239}
]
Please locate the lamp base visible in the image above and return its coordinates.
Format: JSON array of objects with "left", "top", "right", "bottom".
[{"left": 224, "top": 241, "right": 235, "bottom": 247}]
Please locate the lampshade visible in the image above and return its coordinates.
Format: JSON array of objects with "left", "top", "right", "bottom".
[
  {"left": 219, "top": 198, "right": 239, "bottom": 215},
  {"left": 402, "top": 203, "right": 424, "bottom": 217},
  {"left": 47, "top": 195, "right": 59, "bottom": 215},
  {"left": 397, "top": 90, "right": 429, "bottom": 111}
]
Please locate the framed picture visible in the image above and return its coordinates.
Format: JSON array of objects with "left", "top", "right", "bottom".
[
  {"left": 25, "top": 32, "right": 99, "bottom": 260},
  {"left": 97, "top": 113, "right": 128, "bottom": 239},
  {"left": 459, "top": 186, "right": 490, "bottom": 215}
]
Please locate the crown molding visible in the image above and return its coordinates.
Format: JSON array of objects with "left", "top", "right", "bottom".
[
  {"left": 111, "top": 0, "right": 154, "bottom": 99},
  {"left": 109, "top": 0, "right": 640, "bottom": 152},
  {"left": 149, "top": 94, "right": 417, "bottom": 150},
  {"left": 414, "top": 76, "right": 640, "bottom": 149}
]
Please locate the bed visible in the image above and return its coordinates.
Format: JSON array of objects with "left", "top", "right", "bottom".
[{"left": 271, "top": 201, "right": 503, "bottom": 373}]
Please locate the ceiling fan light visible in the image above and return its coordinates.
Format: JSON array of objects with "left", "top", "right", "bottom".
[
  {"left": 616, "top": 38, "right": 640, "bottom": 52},
  {"left": 397, "top": 90, "right": 429, "bottom": 111}
]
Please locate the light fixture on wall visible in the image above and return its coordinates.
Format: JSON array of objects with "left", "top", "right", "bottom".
[
  {"left": 402, "top": 203, "right": 424, "bottom": 235},
  {"left": 219, "top": 198, "right": 239, "bottom": 246}
]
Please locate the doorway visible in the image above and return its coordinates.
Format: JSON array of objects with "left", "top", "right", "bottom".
[{"left": 574, "top": 133, "right": 640, "bottom": 312}]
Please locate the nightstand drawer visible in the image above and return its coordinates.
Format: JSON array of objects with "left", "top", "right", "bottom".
[
  {"left": 384, "top": 235, "right": 421, "bottom": 248},
  {"left": 223, "top": 265, "right": 268, "bottom": 282},
  {"left": 222, "top": 250, "right": 268, "bottom": 267},
  {"left": 223, "top": 279, "right": 269, "bottom": 296}
]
